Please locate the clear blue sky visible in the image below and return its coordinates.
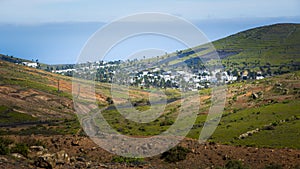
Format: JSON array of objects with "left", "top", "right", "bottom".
[{"left": 0, "top": 0, "right": 299, "bottom": 64}]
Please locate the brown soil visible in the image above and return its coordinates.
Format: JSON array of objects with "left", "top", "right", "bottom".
[
  {"left": 1, "top": 136, "right": 300, "bottom": 169},
  {"left": 0, "top": 85, "right": 73, "bottom": 120}
]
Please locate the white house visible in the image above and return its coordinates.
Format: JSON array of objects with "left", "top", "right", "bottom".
[
  {"left": 53, "top": 69, "right": 76, "bottom": 74},
  {"left": 22, "top": 62, "right": 38, "bottom": 68},
  {"left": 256, "top": 76, "right": 264, "bottom": 80}
]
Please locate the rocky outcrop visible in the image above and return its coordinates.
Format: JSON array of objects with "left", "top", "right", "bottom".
[
  {"left": 34, "top": 153, "right": 56, "bottom": 169},
  {"left": 238, "top": 128, "right": 260, "bottom": 139},
  {"left": 251, "top": 91, "right": 263, "bottom": 99},
  {"left": 34, "top": 150, "right": 70, "bottom": 169}
]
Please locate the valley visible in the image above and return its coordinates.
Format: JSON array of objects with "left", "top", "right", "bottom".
[{"left": 0, "top": 23, "right": 299, "bottom": 169}]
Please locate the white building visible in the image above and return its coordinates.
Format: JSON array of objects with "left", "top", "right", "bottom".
[
  {"left": 53, "top": 69, "right": 76, "bottom": 74},
  {"left": 256, "top": 76, "right": 264, "bottom": 80},
  {"left": 22, "top": 62, "right": 38, "bottom": 68}
]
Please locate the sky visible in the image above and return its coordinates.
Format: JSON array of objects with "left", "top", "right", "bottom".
[{"left": 0, "top": 0, "right": 299, "bottom": 64}]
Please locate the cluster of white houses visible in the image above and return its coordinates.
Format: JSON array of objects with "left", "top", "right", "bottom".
[
  {"left": 72, "top": 62, "right": 265, "bottom": 90},
  {"left": 52, "top": 68, "right": 76, "bottom": 74},
  {"left": 127, "top": 68, "right": 237, "bottom": 90},
  {"left": 21, "top": 61, "right": 265, "bottom": 91},
  {"left": 132, "top": 70, "right": 264, "bottom": 90},
  {"left": 51, "top": 62, "right": 116, "bottom": 75}
]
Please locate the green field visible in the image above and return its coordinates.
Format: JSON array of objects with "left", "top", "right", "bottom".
[
  {"left": 97, "top": 70, "right": 300, "bottom": 149},
  {"left": 209, "top": 101, "right": 300, "bottom": 148},
  {"left": 0, "top": 105, "right": 38, "bottom": 124}
]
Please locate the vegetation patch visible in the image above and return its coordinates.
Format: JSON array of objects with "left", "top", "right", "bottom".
[
  {"left": 0, "top": 106, "right": 38, "bottom": 124},
  {"left": 0, "top": 137, "right": 13, "bottom": 155},
  {"left": 0, "top": 136, "right": 44, "bottom": 157},
  {"left": 160, "top": 146, "right": 190, "bottom": 162},
  {"left": 216, "top": 160, "right": 249, "bottom": 169},
  {"left": 111, "top": 156, "right": 144, "bottom": 165}
]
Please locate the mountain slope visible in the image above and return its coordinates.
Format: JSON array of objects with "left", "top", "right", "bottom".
[
  {"left": 122, "top": 23, "right": 300, "bottom": 77},
  {"left": 0, "top": 60, "right": 157, "bottom": 135},
  {"left": 213, "top": 23, "right": 300, "bottom": 64},
  {"left": 0, "top": 60, "right": 80, "bottom": 135}
]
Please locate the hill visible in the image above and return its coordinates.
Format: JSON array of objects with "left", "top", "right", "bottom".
[
  {"left": 214, "top": 23, "right": 300, "bottom": 70},
  {"left": 0, "top": 59, "right": 299, "bottom": 168},
  {"left": 0, "top": 60, "right": 156, "bottom": 135},
  {"left": 108, "top": 23, "right": 300, "bottom": 88},
  {"left": 0, "top": 60, "right": 79, "bottom": 135},
  {"left": 0, "top": 54, "right": 32, "bottom": 64},
  {"left": 146, "top": 23, "right": 300, "bottom": 75}
]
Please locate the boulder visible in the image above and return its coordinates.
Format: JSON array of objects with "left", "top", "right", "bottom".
[
  {"left": 275, "top": 82, "right": 282, "bottom": 87},
  {"left": 71, "top": 140, "right": 79, "bottom": 146},
  {"left": 11, "top": 153, "right": 26, "bottom": 160},
  {"left": 251, "top": 93, "right": 259, "bottom": 99},
  {"left": 76, "top": 156, "right": 86, "bottom": 162},
  {"left": 34, "top": 150, "right": 70, "bottom": 169},
  {"left": 30, "top": 146, "right": 44, "bottom": 152},
  {"left": 0, "top": 156, "right": 8, "bottom": 162},
  {"left": 28, "top": 146, "right": 48, "bottom": 159},
  {"left": 35, "top": 153, "right": 55, "bottom": 169},
  {"left": 54, "top": 150, "right": 70, "bottom": 165},
  {"left": 283, "top": 88, "right": 289, "bottom": 95}
]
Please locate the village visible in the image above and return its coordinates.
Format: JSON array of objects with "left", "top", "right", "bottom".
[{"left": 44, "top": 60, "right": 265, "bottom": 91}]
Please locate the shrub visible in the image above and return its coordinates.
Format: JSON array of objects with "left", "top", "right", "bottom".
[
  {"left": 111, "top": 156, "right": 144, "bottom": 165},
  {"left": 159, "top": 118, "right": 174, "bottom": 126},
  {"left": 264, "top": 163, "right": 282, "bottom": 169},
  {"left": 22, "top": 137, "right": 45, "bottom": 147},
  {"left": 0, "top": 144, "right": 10, "bottom": 155},
  {"left": 161, "top": 146, "right": 190, "bottom": 163},
  {"left": 271, "top": 121, "right": 279, "bottom": 126},
  {"left": 263, "top": 125, "right": 275, "bottom": 130},
  {"left": 0, "top": 137, "right": 13, "bottom": 146},
  {"left": 106, "top": 97, "right": 114, "bottom": 105},
  {"left": 293, "top": 165, "right": 300, "bottom": 169},
  {"left": 0, "top": 137, "right": 13, "bottom": 155},
  {"left": 138, "top": 126, "right": 146, "bottom": 132},
  {"left": 224, "top": 160, "right": 249, "bottom": 169},
  {"left": 282, "top": 100, "right": 290, "bottom": 104},
  {"left": 232, "top": 96, "right": 237, "bottom": 101},
  {"left": 11, "top": 143, "right": 29, "bottom": 157}
]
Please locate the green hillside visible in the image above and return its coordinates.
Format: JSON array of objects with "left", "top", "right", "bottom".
[
  {"left": 214, "top": 23, "right": 300, "bottom": 66},
  {"left": 101, "top": 70, "right": 300, "bottom": 149},
  {"left": 123, "top": 23, "right": 300, "bottom": 77}
]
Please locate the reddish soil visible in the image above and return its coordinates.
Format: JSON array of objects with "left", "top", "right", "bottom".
[{"left": 1, "top": 136, "right": 299, "bottom": 169}]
